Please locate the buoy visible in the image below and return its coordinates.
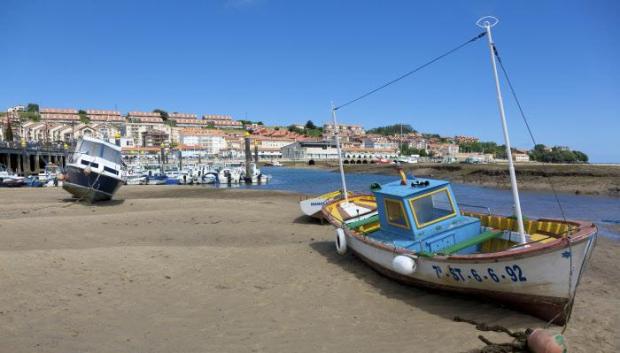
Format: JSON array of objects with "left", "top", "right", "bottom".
[
  {"left": 527, "top": 329, "right": 568, "bottom": 353},
  {"left": 335, "top": 228, "right": 347, "bottom": 255},
  {"left": 392, "top": 255, "right": 417, "bottom": 275}
]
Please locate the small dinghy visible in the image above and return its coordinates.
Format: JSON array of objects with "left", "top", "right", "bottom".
[
  {"left": 63, "top": 136, "right": 124, "bottom": 202},
  {"left": 299, "top": 190, "right": 353, "bottom": 219}
]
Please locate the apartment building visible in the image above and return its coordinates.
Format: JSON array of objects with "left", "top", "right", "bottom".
[
  {"left": 203, "top": 114, "right": 243, "bottom": 129},
  {"left": 323, "top": 123, "right": 365, "bottom": 142},
  {"left": 281, "top": 141, "right": 341, "bottom": 160},
  {"left": 178, "top": 128, "right": 227, "bottom": 155}
]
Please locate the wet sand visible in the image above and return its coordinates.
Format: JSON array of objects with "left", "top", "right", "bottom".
[{"left": 0, "top": 186, "right": 617, "bottom": 353}]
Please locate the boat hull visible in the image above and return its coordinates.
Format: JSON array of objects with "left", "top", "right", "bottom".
[
  {"left": 342, "top": 225, "right": 597, "bottom": 324},
  {"left": 300, "top": 196, "right": 330, "bottom": 218},
  {"left": 63, "top": 165, "right": 123, "bottom": 202}
]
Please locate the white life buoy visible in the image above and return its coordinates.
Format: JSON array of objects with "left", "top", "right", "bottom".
[
  {"left": 392, "top": 255, "right": 417, "bottom": 275},
  {"left": 335, "top": 228, "right": 347, "bottom": 255}
]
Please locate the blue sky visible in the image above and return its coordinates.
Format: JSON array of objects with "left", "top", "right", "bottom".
[{"left": 1, "top": 0, "right": 618, "bottom": 162}]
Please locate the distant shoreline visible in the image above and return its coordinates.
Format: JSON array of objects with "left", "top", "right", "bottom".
[{"left": 278, "top": 161, "right": 620, "bottom": 197}]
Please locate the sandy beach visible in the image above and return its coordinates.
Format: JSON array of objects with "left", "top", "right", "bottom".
[{"left": 0, "top": 186, "right": 617, "bottom": 353}]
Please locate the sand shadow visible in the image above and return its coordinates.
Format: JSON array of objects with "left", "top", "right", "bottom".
[
  {"left": 309, "top": 241, "right": 545, "bottom": 327},
  {"left": 60, "top": 198, "right": 125, "bottom": 207},
  {"left": 292, "top": 215, "right": 328, "bottom": 225}
]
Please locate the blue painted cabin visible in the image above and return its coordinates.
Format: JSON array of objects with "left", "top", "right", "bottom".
[{"left": 368, "top": 178, "right": 485, "bottom": 255}]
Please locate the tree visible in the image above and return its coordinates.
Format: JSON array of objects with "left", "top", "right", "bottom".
[
  {"left": 4, "top": 119, "right": 14, "bottom": 141},
  {"left": 527, "top": 144, "right": 588, "bottom": 164},
  {"left": 287, "top": 125, "right": 304, "bottom": 135},
  {"left": 421, "top": 133, "right": 440, "bottom": 139},
  {"left": 153, "top": 109, "right": 169, "bottom": 122},
  {"left": 367, "top": 124, "right": 416, "bottom": 136},
  {"left": 18, "top": 103, "right": 41, "bottom": 122},
  {"left": 19, "top": 111, "right": 41, "bottom": 122},
  {"left": 305, "top": 128, "right": 322, "bottom": 137},
  {"left": 573, "top": 150, "right": 589, "bottom": 163},
  {"left": 78, "top": 110, "right": 90, "bottom": 124},
  {"left": 25, "top": 103, "right": 39, "bottom": 113},
  {"left": 305, "top": 120, "right": 316, "bottom": 130}
]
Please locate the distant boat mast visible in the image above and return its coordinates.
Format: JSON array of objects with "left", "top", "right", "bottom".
[
  {"left": 331, "top": 103, "right": 349, "bottom": 204},
  {"left": 478, "top": 16, "right": 526, "bottom": 243}
]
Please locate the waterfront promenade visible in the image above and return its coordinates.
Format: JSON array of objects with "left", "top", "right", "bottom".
[{"left": 0, "top": 141, "right": 68, "bottom": 175}]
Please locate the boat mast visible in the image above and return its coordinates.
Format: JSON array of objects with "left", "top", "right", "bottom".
[
  {"left": 478, "top": 16, "right": 526, "bottom": 242},
  {"left": 331, "top": 103, "right": 349, "bottom": 203}
]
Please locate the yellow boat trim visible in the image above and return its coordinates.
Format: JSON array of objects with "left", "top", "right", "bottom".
[{"left": 383, "top": 198, "right": 410, "bottom": 230}]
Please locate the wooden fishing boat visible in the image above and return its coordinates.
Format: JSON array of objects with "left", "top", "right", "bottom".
[
  {"left": 321, "top": 193, "right": 377, "bottom": 226},
  {"left": 319, "top": 16, "right": 599, "bottom": 324},
  {"left": 322, "top": 176, "right": 597, "bottom": 324}
]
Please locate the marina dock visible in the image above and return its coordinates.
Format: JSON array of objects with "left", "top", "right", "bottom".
[{"left": 0, "top": 142, "right": 67, "bottom": 175}]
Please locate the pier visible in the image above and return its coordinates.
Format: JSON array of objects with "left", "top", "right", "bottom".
[{"left": 0, "top": 142, "right": 68, "bottom": 175}]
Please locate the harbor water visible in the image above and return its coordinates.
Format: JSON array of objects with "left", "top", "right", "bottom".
[{"left": 219, "top": 167, "right": 619, "bottom": 240}]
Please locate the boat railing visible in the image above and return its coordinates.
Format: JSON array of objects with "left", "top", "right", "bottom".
[{"left": 458, "top": 203, "right": 492, "bottom": 215}]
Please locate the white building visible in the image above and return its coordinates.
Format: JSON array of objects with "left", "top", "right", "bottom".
[
  {"left": 362, "top": 137, "right": 398, "bottom": 150},
  {"left": 513, "top": 153, "right": 531, "bottom": 162},
  {"left": 125, "top": 111, "right": 172, "bottom": 147},
  {"left": 179, "top": 130, "right": 227, "bottom": 155},
  {"left": 281, "top": 141, "right": 341, "bottom": 160}
]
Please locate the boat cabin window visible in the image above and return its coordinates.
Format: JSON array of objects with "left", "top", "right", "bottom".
[
  {"left": 77, "top": 140, "right": 101, "bottom": 158},
  {"left": 384, "top": 198, "right": 410, "bottom": 229},
  {"left": 76, "top": 140, "right": 121, "bottom": 165},
  {"left": 409, "top": 188, "right": 456, "bottom": 228},
  {"left": 101, "top": 146, "right": 121, "bottom": 165}
]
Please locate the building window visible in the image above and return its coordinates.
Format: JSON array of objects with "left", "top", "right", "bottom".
[
  {"left": 409, "top": 187, "right": 456, "bottom": 228},
  {"left": 384, "top": 198, "right": 409, "bottom": 229}
]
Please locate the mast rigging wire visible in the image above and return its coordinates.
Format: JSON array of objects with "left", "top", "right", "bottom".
[
  {"left": 492, "top": 43, "right": 588, "bottom": 333},
  {"left": 492, "top": 44, "right": 569, "bottom": 225},
  {"left": 334, "top": 32, "right": 487, "bottom": 111}
]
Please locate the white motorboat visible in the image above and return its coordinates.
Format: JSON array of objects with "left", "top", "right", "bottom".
[
  {"left": 0, "top": 164, "right": 25, "bottom": 187},
  {"left": 62, "top": 137, "right": 124, "bottom": 202}
]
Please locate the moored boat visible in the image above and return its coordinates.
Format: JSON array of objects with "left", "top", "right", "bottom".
[
  {"left": 240, "top": 163, "right": 272, "bottom": 184},
  {"left": 62, "top": 137, "right": 124, "bottom": 202},
  {"left": 0, "top": 164, "right": 25, "bottom": 187},
  {"left": 300, "top": 190, "right": 351, "bottom": 219},
  {"left": 264, "top": 160, "right": 282, "bottom": 167},
  {"left": 320, "top": 16, "right": 598, "bottom": 324},
  {"left": 322, "top": 175, "right": 597, "bottom": 324},
  {"left": 320, "top": 193, "right": 377, "bottom": 225}
]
